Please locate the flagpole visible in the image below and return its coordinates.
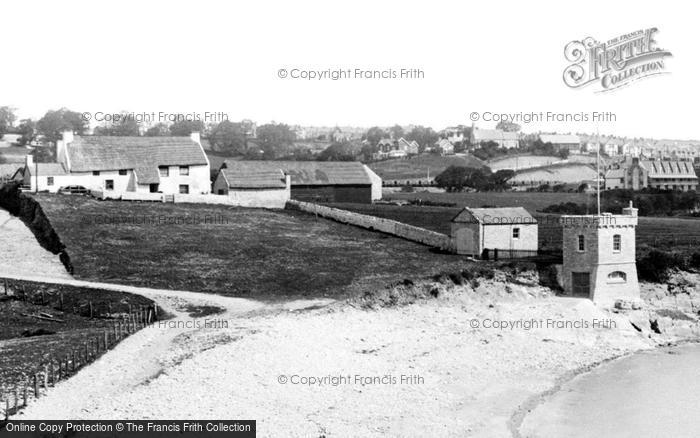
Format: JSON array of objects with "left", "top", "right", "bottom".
[{"left": 596, "top": 132, "right": 601, "bottom": 216}]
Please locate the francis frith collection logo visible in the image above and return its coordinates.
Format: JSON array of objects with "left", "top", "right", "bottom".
[{"left": 563, "top": 28, "right": 672, "bottom": 92}]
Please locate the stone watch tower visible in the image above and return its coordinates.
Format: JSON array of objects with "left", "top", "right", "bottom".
[{"left": 561, "top": 201, "right": 640, "bottom": 306}]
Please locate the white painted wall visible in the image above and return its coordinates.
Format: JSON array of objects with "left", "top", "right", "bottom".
[{"left": 154, "top": 164, "right": 211, "bottom": 194}]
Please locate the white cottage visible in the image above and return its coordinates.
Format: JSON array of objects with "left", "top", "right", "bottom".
[{"left": 25, "top": 131, "right": 210, "bottom": 198}]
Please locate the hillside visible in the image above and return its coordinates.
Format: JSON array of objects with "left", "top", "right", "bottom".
[{"left": 369, "top": 154, "right": 486, "bottom": 183}]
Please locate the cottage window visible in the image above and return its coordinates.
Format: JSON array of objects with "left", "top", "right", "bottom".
[
  {"left": 105, "top": 180, "right": 114, "bottom": 190},
  {"left": 512, "top": 228, "right": 520, "bottom": 239},
  {"left": 93, "top": 171, "right": 100, "bottom": 176},
  {"left": 47, "top": 177, "right": 54, "bottom": 186},
  {"left": 179, "top": 166, "right": 189, "bottom": 176},
  {"left": 578, "top": 235, "right": 585, "bottom": 251},
  {"left": 613, "top": 234, "right": 621, "bottom": 252},
  {"left": 159, "top": 166, "right": 169, "bottom": 177},
  {"left": 119, "top": 169, "right": 127, "bottom": 176},
  {"left": 179, "top": 184, "right": 189, "bottom": 194}
]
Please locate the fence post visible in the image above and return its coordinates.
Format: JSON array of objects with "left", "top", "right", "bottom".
[
  {"left": 22, "top": 385, "right": 27, "bottom": 407},
  {"left": 104, "top": 331, "right": 109, "bottom": 350},
  {"left": 43, "top": 366, "right": 48, "bottom": 389},
  {"left": 34, "top": 374, "right": 39, "bottom": 398}
]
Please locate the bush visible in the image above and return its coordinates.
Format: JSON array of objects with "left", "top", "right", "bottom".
[
  {"left": 541, "top": 202, "right": 588, "bottom": 215},
  {"left": 637, "top": 250, "right": 687, "bottom": 282},
  {"left": 689, "top": 252, "right": 700, "bottom": 270}
]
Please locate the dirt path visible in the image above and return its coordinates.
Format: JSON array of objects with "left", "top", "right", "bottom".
[
  {"left": 0, "top": 210, "right": 70, "bottom": 279},
  {"left": 0, "top": 272, "right": 333, "bottom": 420}
]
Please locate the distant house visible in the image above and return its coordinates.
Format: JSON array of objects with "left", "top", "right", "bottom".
[
  {"left": 24, "top": 131, "right": 210, "bottom": 196},
  {"left": 220, "top": 160, "right": 381, "bottom": 203},
  {"left": 443, "top": 127, "right": 466, "bottom": 145},
  {"left": 471, "top": 129, "right": 519, "bottom": 149},
  {"left": 434, "top": 138, "right": 454, "bottom": 155},
  {"left": 397, "top": 138, "right": 419, "bottom": 155},
  {"left": 451, "top": 207, "right": 538, "bottom": 256},
  {"left": 539, "top": 134, "right": 581, "bottom": 153},
  {"left": 375, "top": 138, "right": 411, "bottom": 159},
  {"left": 605, "top": 157, "right": 698, "bottom": 191},
  {"left": 213, "top": 161, "right": 290, "bottom": 208}
]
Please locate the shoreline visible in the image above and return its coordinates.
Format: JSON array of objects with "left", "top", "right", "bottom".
[{"left": 508, "top": 337, "right": 700, "bottom": 438}]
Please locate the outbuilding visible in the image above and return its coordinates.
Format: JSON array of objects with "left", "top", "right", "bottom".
[
  {"left": 221, "top": 160, "right": 380, "bottom": 203},
  {"left": 451, "top": 207, "right": 538, "bottom": 257},
  {"left": 213, "top": 161, "right": 290, "bottom": 208}
]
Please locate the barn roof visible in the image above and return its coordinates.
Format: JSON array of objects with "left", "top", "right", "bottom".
[
  {"left": 219, "top": 162, "right": 287, "bottom": 189},
  {"left": 452, "top": 207, "right": 537, "bottom": 225},
  {"left": 66, "top": 135, "right": 208, "bottom": 172},
  {"left": 222, "top": 160, "right": 372, "bottom": 186}
]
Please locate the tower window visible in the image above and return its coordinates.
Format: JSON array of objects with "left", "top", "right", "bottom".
[
  {"left": 578, "top": 235, "right": 585, "bottom": 251},
  {"left": 608, "top": 271, "right": 627, "bottom": 283},
  {"left": 613, "top": 234, "right": 621, "bottom": 252}
]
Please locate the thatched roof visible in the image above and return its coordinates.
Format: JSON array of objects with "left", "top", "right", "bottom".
[{"left": 66, "top": 136, "right": 207, "bottom": 172}]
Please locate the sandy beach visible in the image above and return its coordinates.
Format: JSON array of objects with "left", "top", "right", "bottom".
[{"left": 15, "top": 270, "right": 699, "bottom": 437}]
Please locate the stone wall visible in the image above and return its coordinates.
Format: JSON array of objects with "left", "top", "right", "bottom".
[{"left": 286, "top": 200, "right": 454, "bottom": 251}]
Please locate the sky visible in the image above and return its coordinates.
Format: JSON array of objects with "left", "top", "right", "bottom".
[{"left": 1, "top": 0, "right": 696, "bottom": 140}]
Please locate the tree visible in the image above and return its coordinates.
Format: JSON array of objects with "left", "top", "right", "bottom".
[
  {"left": 145, "top": 123, "right": 170, "bottom": 137},
  {"left": 495, "top": 121, "right": 521, "bottom": 132},
  {"left": 389, "top": 124, "right": 404, "bottom": 139},
  {"left": 209, "top": 120, "right": 246, "bottom": 155},
  {"left": 435, "top": 166, "right": 481, "bottom": 192},
  {"left": 169, "top": 119, "right": 205, "bottom": 136},
  {"left": 93, "top": 114, "right": 140, "bottom": 136},
  {"left": 0, "top": 106, "right": 16, "bottom": 137},
  {"left": 406, "top": 126, "right": 439, "bottom": 153},
  {"left": 257, "top": 123, "right": 296, "bottom": 159},
  {"left": 36, "top": 108, "right": 87, "bottom": 144},
  {"left": 16, "top": 119, "right": 36, "bottom": 146},
  {"left": 363, "top": 127, "right": 387, "bottom": 146},
  {"left": 317, "top": 141, "right": 356, "bottom": 161}
]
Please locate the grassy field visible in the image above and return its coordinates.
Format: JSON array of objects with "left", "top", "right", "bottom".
[
  {"left": 369, "top": 154, "right": 485, "bottom": 182},
  {"left": 385, "top": 191, "right": 595, "bottom": 213},
  {"left": 0, "top": 146, "right": 27, "bottom": 164},
  {"left": 33, "top": 195, "right": 473, "bottom": 300},
  {"left": 0, "top": 280, "right": 153, "bottom": 392},
  {"left": 332, "top": 201, "right": 700, "bottom": 256}
]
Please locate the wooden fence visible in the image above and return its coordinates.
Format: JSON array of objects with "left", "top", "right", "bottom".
[{"left": 0, "top": 279, "right": 158, "bottom": 419}]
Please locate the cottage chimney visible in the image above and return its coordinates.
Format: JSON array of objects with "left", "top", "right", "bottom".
[
  {"left": 622, "top": 200, "right": 638, "bottom": 217},
  {"left": 56, "top": 130, "right": 74, "bottom": 166},
  {"left": 190, "top": 131, "right": 201, "bottom": 143},
  {"left": 62, "top": 130, "right": 74, "bottom": 144},
  {"left": 26, "top": 153, "right": 34, "bottom": 168}
]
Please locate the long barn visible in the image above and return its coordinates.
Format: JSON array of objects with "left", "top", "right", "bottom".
[{"left": 220, "top": 160, "right": 381, "bottom": 203}]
